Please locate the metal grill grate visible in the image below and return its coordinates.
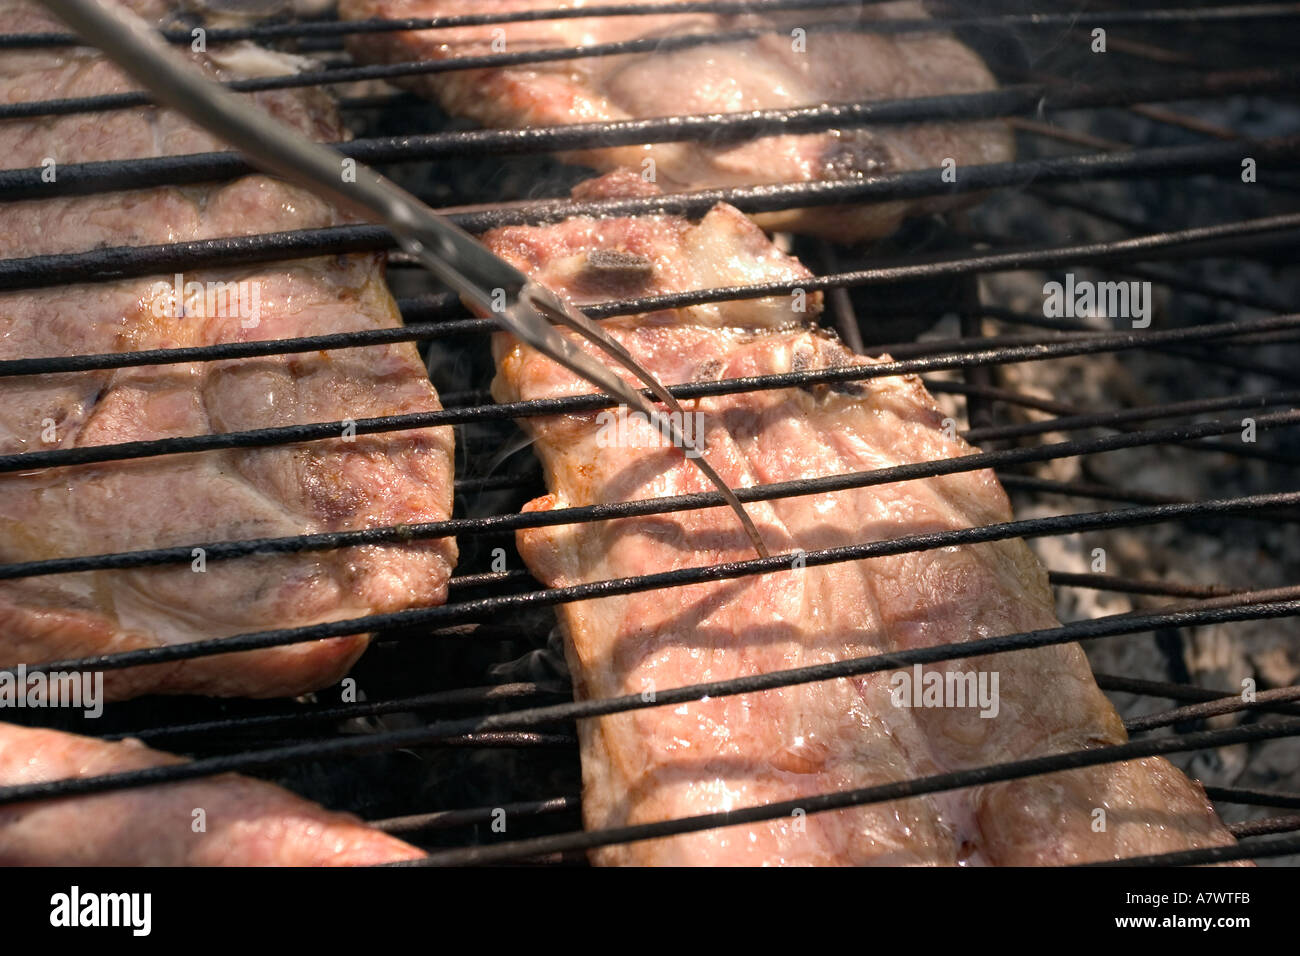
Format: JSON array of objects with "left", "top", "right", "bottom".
[{"left": 1, "top": 0, "right": 1298, "bottom": 866}]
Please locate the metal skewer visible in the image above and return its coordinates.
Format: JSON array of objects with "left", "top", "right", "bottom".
[{"left": 39, "top": 0, "right": 769, "bottom": 558}]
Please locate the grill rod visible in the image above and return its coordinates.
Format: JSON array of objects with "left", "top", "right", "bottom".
[
  {"left": 365, "top": 778, "right": 1300, "bottom": 841},
  {"left": 0, "top": 296, "right": 1285, "bottom": 384},
  {"left": 1126, "top": 685, "right": 1300, "bottom": 733},
  {"left": 373, "top": 796, "right": 581, "bottom": 837},
  {"left": 5, "top": 208, "right": 1299, "bottom": 378},
  {"left": 7, "top": 492, "right": 1298, "bottom": 677},
  {"left": 402, "top": 716, "right": 1300, "bottom": 867},
  {"left": 5, "top": 67, "right": 1297, "bottom": 196},
  {"left": 1205, "top": 787, "right": 1300, "bottom": 809},
  {"left": 8, "top": 4, "right": 1300, "bottom": 115},
  {"left": 0, "top": 0, "right": 886, "bottom": 48},
  {"left": 2, "top": 586, "right": 1297, "bottom": 807},
  {"left": 374, "top": 701, "right": 1300, "bottom": 838},
  {"left": 2, "top": 410, "right": 1296, "bottom": 583},
  {"left": 98, "top": 664, "right": 1296, "bottom": 746},
  {"left": 3, "top": 314, "right": 1295, "bottom": 474},
  {"left": 3, "top": 0, "right": 1297, "bottom": 49},
  {"left": 102, "top": 683, "right": 566, "bottom": 742},
  {"left": 367, "top": 800, "right": 1300, "bottom": 842},
  {"left": 952, "top": 282, "right": 1299, "bottom": 388},
  {"left": 5, "top": 139, "right": 1295, "bottom": 292},
  {"left": 1082, "top": 834, "right": 1300, "bottom": 867}
]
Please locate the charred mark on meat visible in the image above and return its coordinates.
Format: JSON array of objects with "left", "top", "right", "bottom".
[
  {"left": 570, "top": 248, "right": 657, "bottom": 298},
  {"left": 827, "top": 379, "right": 869, "bottom": 397},
  {"left": 792, "top": 345, "right": 865, "bottom": 396},
  {"left": 584, "top": 249, "right": 655, "bottom": 280},
  {"left": 819, "top": 131, "right": 895, "bottom": 182},
  {"left": 692, "top": 358, "right": 724, "bottom": 383}
]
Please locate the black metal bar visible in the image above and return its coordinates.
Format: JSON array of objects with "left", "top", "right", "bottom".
[
  {"left": 964, "top": 389, "right": 1300, "bottom": 443},
  {"left": 429, "top": 731, "right": 576, "bottom": 749},
  {"left": 1000, "top": 474, "right": 1186, "bottom": 508},
  {"left": 0, "top": 0, "right": 882, "bottom": 48},
  {"left": 5, "top": 497, "right": 1298, "bottom": 677},
  {"left": 3, "top": 317, "right": 1295, "bottom": 474},
  {"left": 0, "top": 410, "right": 1294, "bottom": 583},
  {"left": 0, "top": 323, "right": 1289, "bottom": 419},
  {"left": 1081, "top": 832, "right": 1300, "bottom": 866},
  {"left": 4, "top": 150, "right": 1296, "bottom": 291},
  {"left": 0, "top": 290, "right": 466, "bottom": 379},
  {"left": 943, "top": 251, "right": 1300, "bottom": 385},
  {"left": 101, "top": 682, "right": 562, "bottom": 742},
  {"left": 997, "top": 476, "right": 1299, "bottom": 520},
  {"left": 452, "top": 469, "right": 1227, "bottom": 520},
  {"left": 0, "top": 316, "right": 464, "bottom": 378},
  {"left": 404, "top": 717, "right": 1300, "bottom": 867},
  {"left": 0, "top": 290, "right": 1292, "bottom": 391},
  {"left": 371, "top": 795, "right": 580, "bottom": 836},
  {"left": 5, "top": 68, "right": 1297, "bottom": 197},
  {"left": 1096, "top": 672, "right": 1249, "bottom": 701},
  {"left": 1121, "top": 263, "right": 1293, "bottom": 315},
  {"left": 1055, "top": 575, "right": 1236, "bottom": 600},
  {"left": 1227, "top": 815, "right": 1300, "bottom": 839},
  {"left": 10, "top": 1, "right": 1300, "bottom": 50},
  {"left": 999, "top": 474, "right": 1300, "bottom": 518},
  {"left": 1204, "top": 785, "right": 1300, "bottom": 809},
  {"left": 1125, "top": 684, "right": 1300, "bottom": 733},
  {"left": 1, "top": 586, "right": 1297, "bottom": 808},
  {"left": 8, "top": 5, "right": 1300, "bottom": 113}
]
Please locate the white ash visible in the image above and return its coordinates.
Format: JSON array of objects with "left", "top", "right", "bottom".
[{"left": 957, "top": 264, "right": 1299, "bottom": 843}]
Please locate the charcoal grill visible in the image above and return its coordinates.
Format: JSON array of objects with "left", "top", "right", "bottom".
[{"left": 1, "top": 0, "right": 1299, "bottom": 867}]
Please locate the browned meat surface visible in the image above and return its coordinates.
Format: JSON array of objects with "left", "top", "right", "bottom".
[
  {"left": 339, "top": 0, "right": 1013, "bottom": 241},
  {"left": 0, "top": 0, "right": 456, "bottom": 700},
  {"left": 486, "top": 172, "right": 1239, "bottom": 865},
  {"left": 0, "top": 723, "right": 422, "bottom": 865}
]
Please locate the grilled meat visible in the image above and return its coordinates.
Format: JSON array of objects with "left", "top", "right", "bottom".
[
  {"left": 486, "top": 172, "right": 1239, "bottom": 865},
  {"left": 0, "top": 0, "right": 456, "bottom": 700},
  {"left": 0, "top": 723, "right": 422, "bottom": 865},
  {"left": 339, "top": 0, "right": 1013, "bottom": 241}
]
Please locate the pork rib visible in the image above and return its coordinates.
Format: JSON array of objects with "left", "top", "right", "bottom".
[
  {"left": 0, "top": 0, "right": 456, "bottom": 699},
  {"left": 486, "top": 172, "right": 1239, "bottom": 865},
  {"left": 0, "top": 722, "right": 422, "bottom": 865},
  {"left": 338, "top": 0, "right": 1014, "bottom": 242}
]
